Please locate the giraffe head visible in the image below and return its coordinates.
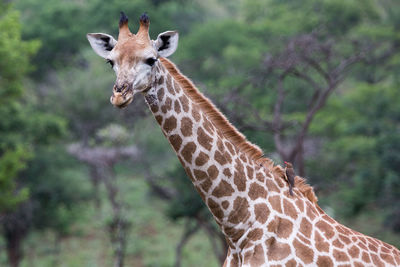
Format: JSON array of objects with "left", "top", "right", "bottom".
[{"left": 87, "top": 12, "right": 179, "bottom": 108}]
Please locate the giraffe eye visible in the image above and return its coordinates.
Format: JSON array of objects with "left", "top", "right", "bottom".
[
  {"left": 106, "top": 59, "right": 114, "bottom": 68},
  {"left": 145, "top": 57, "right": 156, "bottom": 66}
]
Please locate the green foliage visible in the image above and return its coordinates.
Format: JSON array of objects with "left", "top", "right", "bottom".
[
  {"left": 0, "top": 146, "right": 31, "bottom": 211},
  {"left": 0, "top": 4, "right": 40, "bottom": 97},
  {"left": 0, "top": 3, "right": 39, "bottom": 212},
  {"left": 313, "top": 82, "right": 400, "bottom": 218},
  {"left": 24, "top": 146, "right": 91, "bottom": 234}
]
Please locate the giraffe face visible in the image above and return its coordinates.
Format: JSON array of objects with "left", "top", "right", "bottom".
[{"left": 87, "top": 13, "right": 178, "bottom": 108}]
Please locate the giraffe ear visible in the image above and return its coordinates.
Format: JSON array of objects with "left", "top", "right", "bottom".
[
  {"left": 154, "top": 31, "right": 179, "bottom": 57},
  {"left": 87, "top": 33, "right": 117, "bottom": 58}
]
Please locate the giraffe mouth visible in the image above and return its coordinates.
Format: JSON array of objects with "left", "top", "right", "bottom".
[{"left": 110, "top": 86, "right": 134, "bottom": 108}]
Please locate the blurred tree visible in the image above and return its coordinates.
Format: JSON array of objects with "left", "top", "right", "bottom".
[
  {"left": 311, "top": 82, "right": 400, "bottom": 227},
  {"left": 68, "top": 124, "right": 141, "bottom": 267},
  {"left": 0, "top": 4, "right": 87, "bottom": 267},
  {"left": 0, "top": 2, "right": 39, "bottom": 213}
]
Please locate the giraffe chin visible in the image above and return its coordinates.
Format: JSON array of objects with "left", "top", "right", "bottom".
[{"left": 110, "top": 90, "right": 134, "bottom": 108}]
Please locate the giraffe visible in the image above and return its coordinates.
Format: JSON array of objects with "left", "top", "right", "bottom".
[{"left": 87, "top": 12, "right": 400, "bottom": 266}]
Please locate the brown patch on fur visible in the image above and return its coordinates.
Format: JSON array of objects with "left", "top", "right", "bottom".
[
  {"left": 254, "top": 203, "right": 269, "bottom": 224},
  {"left": 248, "top": 183, "right": 268, "bottom": 200},
  {"left": 250, "top": 244, "right": 265, "bottom": 266},
  {"left": 195, "top": 152, "right": 209, "bottom": 166},
  {"left": 295, "top": 198, "right": 305, "bottom": 212},
  {"left": 180, "top": 117, "right": 193, "bottom": 136},
  {"left": 207, "top": 198, "right": 224, "bottom": 219},
  {"left": 283, "top": 198, "right": 298, "bottom": 219},
  {"left": 214, "top": 150, "right": 227, "bottom": 165},
  {"left": 348, "top": 245, "right": 360, "bottom": 258},
  {"left": 265, "top": 179, "right": 279, "bottom": 192},
  {"left": 157, "top": 87, "right": 165, "bottom": 102},
  {"left": 173, "top": 80, "right": 180, "bottom": 93},
  {"left": 276, "top": 218, "right": 293, "bottom": 239},
  {"left": 174, "top": 100, "right": 181, "bottom": 113},
  {"left": 225, "top": 141, "right": 235, "bottom": 155},
  {"left": 197, "top": 127, "right": 213, "bottom": 150},
  {"left": 333, "top": 238, "right": 345, "bottom": 249},
  {"left": 181, "top": 142, "right": 196, "bottom": 163},
  {"left": 179, "top": 95, "right": 189, "bottom": 112},
  {"left": 163, "top": 97, "right": 172, "bottom": 111},
  {"left": 223, "top": 168, "right": 232, "bottom": 177},
  {"left": 269, "top": 196, "right": 282, "bottom": 213},
  {"left": 200, "top": 179, "right": 212, "bottom": 193},
  {"left": 333, "top": 249, "right": 350, "bottom": 262},
  {"left": 316, "top": 220, "right": 335, "bottom": 239},
  {"left": 150, "top": 103, "right": 159, "bottom": 113},
  {"left": 163, "top": 116, "right": 177, "bottom": 133},
  {"left": 306, "top": 202, "right": 317, "bottom": 220},
  {"left": 246, "top": 166, "right": 254, "bottom": 179},
  {"left": 224, "top": 227, "right": 245, "bottom": 243},
  {"left": 207, "top": 165, "right": 218, "bottom": 180},
  {"left": 298, "top": 233, "right": 311, "bottom": 245},
  {"left": 166, "top": 77, "right": 175, "bottom": 95},
  {"left": 316, "top": 256, "right": 333, "bottom": 267},
  {"left": 315, "top": 230, "right": 329, "bottom": 252},
  {"left": 212, "top": 180, "right": 235, "bottom": 198},
  {"left": 368, "top": 243, "right": 378, "bottom": 253},
  {"left": 221, "top": 200, "right": 229, "bottom": 210},
  {"left": 155, "top": 115, "right": 163, "bottom": 125},
  {"left": 228, "top": 197, "right": 250, "bottom": 224},
  {"left": 234, "top": 171, "right": 246, "bottom": 192},
  {"left": 266, "top": 238, "right": 291, "bottom": 261},
  {"left": 299, "top": 218, "right": 312, "bottom": 238},
  {"left": 248, "top": 228, "right": 263, "bottom": 241},
  {"left": 168, "top": 134, "right": 182, "bottom": 151},
  {"left": 192, "top": 108, "right": 201, "bottom": 122},
  {"left": 285, "top": 259, "right": 296, "bottom": 267},
  {"left": 240, "top": 154, "right": 248, "bottom": 163},
  {"left": 256, "top": 172, "right": 265, "bottom": 183},
  {"left": 193, "top": 169, "right": 207, "bottom": 181},
  {"left": 293, "top": 238, "right": 314, "bottom": 264},
  {"left": 339, "top": 234, "right": 351, "bottom": 245},
  {"left": 362, "top": 251, "right": 371, "bottom": 263}
]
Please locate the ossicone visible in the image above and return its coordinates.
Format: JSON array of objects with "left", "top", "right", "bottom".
[
  {"left": 136, "top": 12, "right": 150, "bottom": 42},
  {"left": 139, "top": 12, "right": 150, "bottom": 26},
  {"left": 118, "top": 11, "right": 132, "bottom": 41},
  {"left": 119, "top": 11, "right": 129, "bottom": 28}
]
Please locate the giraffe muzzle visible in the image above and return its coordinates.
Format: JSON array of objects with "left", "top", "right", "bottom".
[{"left": 110, "top": 84, "right": 134, "bottom": 108}]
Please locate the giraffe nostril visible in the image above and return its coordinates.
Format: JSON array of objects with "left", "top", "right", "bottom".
[
  {"left": 114, "top": 83, "right": 129, "bottom": 93},
  {"left": 114, "top": 85, "right": 123, "bottom": 93}
]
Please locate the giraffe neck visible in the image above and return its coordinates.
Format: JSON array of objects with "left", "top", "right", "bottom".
[{"left": 142, "top": 58, "right": 290, "bottom": 249}]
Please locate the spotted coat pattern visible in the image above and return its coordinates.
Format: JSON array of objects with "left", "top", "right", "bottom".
[{"left": 141, "top": 59, "right": 400, "bottom": 267}]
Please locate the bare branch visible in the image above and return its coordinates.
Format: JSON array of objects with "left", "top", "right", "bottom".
[{"left": 273, "top": 75, "right": 288, "bottom": 159}]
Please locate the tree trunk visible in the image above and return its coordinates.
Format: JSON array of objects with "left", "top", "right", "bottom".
[
  {"left": 102, "top": 166, "right": 128, "bottom": 267},
  {"left": 6, "top": 232, "right": 22, "bottom": 267}
]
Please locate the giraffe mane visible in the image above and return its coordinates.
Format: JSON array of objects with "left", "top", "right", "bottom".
[{"left": 160, "top": 57, "right": 318, "bottom": 204}]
